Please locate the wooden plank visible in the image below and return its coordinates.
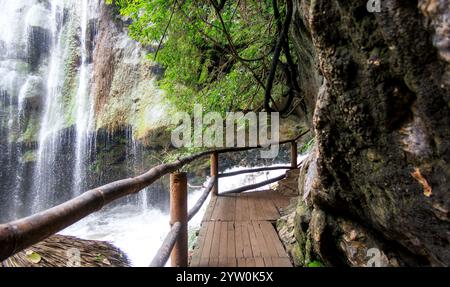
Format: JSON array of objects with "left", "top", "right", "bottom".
[
  {"left": 255, "top": 257, "right": 265, "bottom": 267},
  {"left": 272, "top": 193, "right": 291, "bottom": 210},
  {"left": 260, "top": 196, "right": 275, "bottom": 220},
  {"left": 235, "top": 194, "right": 243, "bottom": 221},
  {"left": 257, "top": 222, "right": 281, "bottom": 258},
  {"left": 227, "top": 196, "right": 237, "bottom": 221},
  {"left": 219, "top": 195, "right": 235, "bottom": 221},
  {"left": 234, "top": 222, "right": 244, "bottom": 258},
  {"left": 263, "top": 195, "right": 280, "bottom": 220},
  {"left": 208, "top": 258, "right": 219, "bottom": 267},
  {"left": 226, "top": 258, "right": 237, "bottom": 267},
  {"left": 210, "top": 220, "right": 222, "bottom": 261},
  {"left": 263, "top": 257, "right": 273, "bottom": 267},
  {"left": 198, "top": 257, "right": 209, "bottom": 267},
  {"left": 190, "top": 222, "right": 208, "bottom": 266},
  {"left": 218, "top": 222, "right": 228, "bottom": 266},
  {"left": 241, "top": 222, "right": 253, "bottom": 258},
  {"left": 217, "top": 196, "right": 231, "bottom": 221},
  {"left": 252, "top": 221, "right": 271, "bottom": 258},
  {"left": 247, "top": 221, "right": 261, "bottom": 257},
  {"left": 272, "top": 257, "right": 292, "bottom": 267},
  {"left": 237, "top": 257, "right": 246, "bottom": 267},
  {"left": 245, "top": 258, "right": 256, "bottom": 267},
  {"left": 210, "top": 195, "right": 222, "bottom": 221},
  {"left": 253, "top": 196, "right": 263, "bottom": 221},
  {"left": 199, "top": 221, "right": 215, "bottom": 267},
  {"left": 248, "top": 196, "right": 259, "bottom": 221},
  {"left": 260, "top": 221, "right": 288, "bottom": 258},
  {"left": 266, "top": 195, "right": 277, "bottom": 219},
  {"left": 227, "top": 222, "right": 236, "bottom": 260},
  {"left": 203, "top": 195, "right": 217, "bottom": 222},
  {"left": 240, "top": 194, "right": 250, "bottom": 221}
]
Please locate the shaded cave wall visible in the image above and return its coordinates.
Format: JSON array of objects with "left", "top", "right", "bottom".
[{"left": 282, "top": 0, "right": 450, "bottom": 266}]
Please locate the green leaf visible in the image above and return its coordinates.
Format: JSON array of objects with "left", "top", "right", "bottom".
[
  {"left": 307, "top": 260, "right": 324, "bottom": 267},
  {"left": 25, "top": 250, "right": 42, "bottom": 264}
]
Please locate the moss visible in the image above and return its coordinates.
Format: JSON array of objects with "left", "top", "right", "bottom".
[
  {"left": 8, "top": 132, "right": 19, "bottom": 144},
  {"left": 276, "top": 219, "right": 286, "bottom": 230},
  {"left": 188, "top": 227, "right": 200, "bottom": 251},
  {"left": 88, "top": 160, "right": 101, "bottom": 175},
  {"left": 95, "top": 56, "right": 170, "bottom": 141},
  {"left": 60, "top": 20, "right": 82, "bottom": 128},
  {"left": 300, "top": 138, "right": 315, "bottom": 154},
  {"left": 307, "top": 260, "right": 325, "bottom": 267},
  {"left": 305, "top": 236, "right": 312, "bottom": 264},
  {"left": 22, "top": 150, "right": 36, "bottom": 163},
  {"left": 292, "top": 243, "right": 305, "bottom": 266},
  {"left": 15, "top": 61, "right": 30, "bottom": 74},
  {"left": 20, "top": 115, "right": 40, "bottom": 144},
  {"left": 129, "top": 78, "right": 170, "bottom": 140}
]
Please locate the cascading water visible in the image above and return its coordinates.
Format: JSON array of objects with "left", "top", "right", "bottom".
[
  {"left": 126, "top": 128, "right": 152, "bottom": 212},
  {"left": 0, "top": 0, "right": 103, "bottom": 218},
  {"left": 0, "top": 0, "right": 42, "bottom": 219},
  {"left": 73, "top": 0, "right": 98, "bottom": 197},
  {"left": 32, "top": 0, "right": 66, "bottom": 213}
]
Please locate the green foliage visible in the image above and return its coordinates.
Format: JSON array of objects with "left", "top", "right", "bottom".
[
  {"left": 307, "top": 260, "right": 324, "bottom": 267},
  {"left": 106, "top": 0, "right": 290, "bottom": 115},
  {"left": 20, "top": 116, "right": 40, "bottom": 144},
  {"left": 22, "top": 151, "right": 36, "bottom": 163},
  {"left": 300, "top": 138, "right": 315, "bottom": 154},
  {"left": 25, "top": 250, "right": 42, "bottom": 264}
]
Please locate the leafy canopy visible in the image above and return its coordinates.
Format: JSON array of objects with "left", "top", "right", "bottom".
[{"left": 106, "top": 0, "right": 295, "bottom": 115}]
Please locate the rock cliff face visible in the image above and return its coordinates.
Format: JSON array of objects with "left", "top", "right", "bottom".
[
  {"left": 92, "top": 4, "right": 169, "bottom": 139},
  {"left": 281, "top": 0, "right": 450, "bottom": 266}
]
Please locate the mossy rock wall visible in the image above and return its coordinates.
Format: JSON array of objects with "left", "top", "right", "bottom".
[{"left": 285, "top": 0, "right": 450, "bottom": 266}]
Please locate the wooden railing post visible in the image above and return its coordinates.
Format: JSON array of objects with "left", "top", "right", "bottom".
[
  {"left": 170, "top": 172, "right": 188, "bottom": 267},
  {"left": 210, "top": 151, "right": 219, "bottom": 195},
  {"left": 291, "top": 142, "right": 298, "bottom": 169}
]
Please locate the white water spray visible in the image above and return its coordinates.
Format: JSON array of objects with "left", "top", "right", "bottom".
[
  {"left": 33, "top": 0, "right": 66, "bottom": 213},
  {"left": 73, "top": 0, "right": 97, "bottom": 197}
]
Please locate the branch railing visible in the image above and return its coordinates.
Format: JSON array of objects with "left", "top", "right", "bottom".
[{"left": 0, "top": 130, "right": 309, "bottom": 266}]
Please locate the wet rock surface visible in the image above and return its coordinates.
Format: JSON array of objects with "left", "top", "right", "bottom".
[{"left": 282, "top": 0, "right": 450, "bottom": 266}]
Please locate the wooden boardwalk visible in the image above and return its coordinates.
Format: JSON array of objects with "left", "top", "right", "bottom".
[{"left": 190, "top": 191, "right": 293, "bottom": 267}]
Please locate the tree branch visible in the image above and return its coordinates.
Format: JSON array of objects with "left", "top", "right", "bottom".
[
  {"left": 154, "top": 0, "right": 177, "bottom": 60},
  {"left": 264, "top": 0, "right": 293, "bottom": 112}
]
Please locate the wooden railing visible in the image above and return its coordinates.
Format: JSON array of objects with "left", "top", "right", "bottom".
[{"left": 0, "top": 130, "right": 309, "bottom": 266}]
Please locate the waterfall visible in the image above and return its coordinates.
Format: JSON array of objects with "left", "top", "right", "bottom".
[
  {"left": 0, "top": 0, "right": 101, "bottom": 218},
  {"left": 0, "top": 0, "right": 39, "bottom": 219},
  {"left": 73, "top": 0, "right": 98, "bottom": 197},
  {"left": 125, "top": 127, "right": 150, "bottom": 212},
  {"left": 0, "top": 0, "right": 168, "bottom": 224},
  {"left": 33, "top": 0, "right": 66, "bottom": 213}
]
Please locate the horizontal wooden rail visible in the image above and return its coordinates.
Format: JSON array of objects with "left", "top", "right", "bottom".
[
  {"left": 149, "top": 222, "right": 181, "bottom": 267},
  {"left": 214, "top": 129, "right": 309, "bottom": 155},
  {"left": 0, "top": 131, "right": 309, "bottom": 263},
  {"left": 221, "top": 173, "right": 287, "bottom": 195},
  {"left": 219, "top": 166, "right": 292, "bottom": 178},
  {"left": 0, "top": 151, "right": 211, "bottom": 261},
  {"left": 188, "top": 177, "right": 216, "bottom": 221}
]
